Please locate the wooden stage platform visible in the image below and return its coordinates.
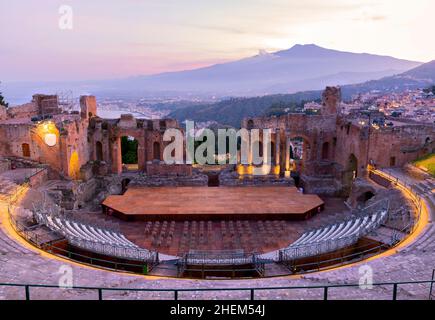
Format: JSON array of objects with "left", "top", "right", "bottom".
[{"left": 102, "top": 186, "right": 324, "bottom": 221}]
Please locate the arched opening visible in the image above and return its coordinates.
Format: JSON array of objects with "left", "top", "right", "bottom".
[
  {"left": 289, "top": 137, "right": 310, "bottom": 172},
  {"left": 348, "top": 154, "right": 358, "bottom": 179},
  {"left": 290, "top": 137, "right": 305, "bottom": 161},
  {"left": 343, "top": 153, "right": 358, "bottom": 190},
  {"left": 68, "top": 150, "right": 80, "bottom": 180},
  {"left": 247, "top": 119, "right": 254, "bottom": 130},
  {"left": 121, "top": 136, "right": 138, "bottom": 171},
  {"left": 322, "top": 142, "right": 329, "bottom": 160},
  {"left": 121, "top": 178, "right": 131, "bottom": 194},
  {"left": 95, "top": 141, "right": 103, "bottom": 161},
  {"left": 153, "top": 141, "right": 161, "bottom": 160},
  {"left": 22, "top": 143, "right": 30, "bottom": 157},
  {"left": 357, "top": 191, "right": 375, "bottom": 204}
]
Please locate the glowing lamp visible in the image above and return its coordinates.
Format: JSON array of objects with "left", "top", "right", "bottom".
[
  {"left": 274, "top": 165, "right": 280, "bottom": 175},
  {"left": 237, "top": 165, "right": 245, "bottom": 175},
  {"left": 44, "top": 133, "right": 57, "bottom": 146}
]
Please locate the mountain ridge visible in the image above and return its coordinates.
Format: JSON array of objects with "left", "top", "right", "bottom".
[
  {"left": 168, "top": 60, "right": 435, "bottom": 127},
  {"left": 111, "top": 44, "right": 422, "bottom": 96}
]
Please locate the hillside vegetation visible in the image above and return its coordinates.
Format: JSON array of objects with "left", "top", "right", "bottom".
[{"left": 413, "top": 153, "right": 435, "bottom": 176}]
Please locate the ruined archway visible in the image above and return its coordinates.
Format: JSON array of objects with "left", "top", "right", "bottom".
[
  {"left": 121, "top": 136, "right": 138, "bottom": 171},
  {"left": 342, "top": 153, "right": 359, "bottom": 193},
  {"left": 348, "top": 154, "right": 358, "bottom": 178},
  {"left": 289, "top": 136, "right": 311, "bottom": 173}
]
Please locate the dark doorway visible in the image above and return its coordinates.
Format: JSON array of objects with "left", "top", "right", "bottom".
[
  {"left": 96, "top": 141, "right": 103, "bottom": 161},
  {"left": 357, "top": 191, "right": 375, "bottom": 204},
  {"left": 348, "top": 154, "right": 358, "bottom": 179},
  {"left": 121, "top": 178, "right": 131, "bottom": 194},
  {"left": 291, "top": 171, "right": 301, "bottom": 188},
  {"left": 207, "top": 174, "right": 220, "bottom": 187},
  {"left": 322, "top": 142, "right": 329, "bottom": 160},
  {"left": 390, "top": 156, "right": 396, "bottom": 167},
  {"left": 271, "top": 141, "right": 275, "bottom": 164},
  {"left": 153, "top": 142, "right": 161, "bottom": 160},
  {"left": 22, "top": 143, "right": 30, "bottom": 157}
]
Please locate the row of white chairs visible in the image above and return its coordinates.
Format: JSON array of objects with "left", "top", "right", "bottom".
[
  {"left": 33, "top": 210, "right": 157, "bottom": 262},
  {"left": 279, "top": 200, "right": 389, "bottom": 261}
]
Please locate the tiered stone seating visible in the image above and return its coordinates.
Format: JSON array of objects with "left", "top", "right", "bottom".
[
  {"left": 278, "top": 200, "right": 389, "bottom": 261},
  {"left": 33, "top": 208, "right": 157, "bottom": 262},
  {"left": 0, "top": 178, "right": 27, "bottom": 202}
]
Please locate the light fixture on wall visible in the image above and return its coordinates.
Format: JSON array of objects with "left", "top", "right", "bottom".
[
  {"left": 44, "top": 133, "right": 57, "bottom": 146},
  {"left": 35, "top": 120, "right": 58, "bottom": 146}
]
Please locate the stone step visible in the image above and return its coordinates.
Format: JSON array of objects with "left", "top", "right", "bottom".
[
  {"left": 0, "top": 229, "right": 34, "bottom": 255},
  {"left": 405, "top": 224, "right": 435, "bottom": 251}
]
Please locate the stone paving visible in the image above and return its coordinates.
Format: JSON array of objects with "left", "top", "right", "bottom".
[{"left": 0, "top": 170, "right": 434, "bottom": 300}]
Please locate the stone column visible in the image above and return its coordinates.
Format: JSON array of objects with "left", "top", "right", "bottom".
[
  {"left": 275, "top": 129, "right": 280, "bottom": 166},
  {"left": 285, "top": 137, "right": 290, "bottom": 172},
  {"left": 138, "top": 141, "right": 145, "bottom": 171},
  {"left": 111, "top": 137, "right": 122, "bottom": 174}
]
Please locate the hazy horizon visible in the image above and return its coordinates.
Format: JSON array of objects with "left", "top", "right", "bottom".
[{"left": 1, "top": 0, "right": 434, "bottom": 82}]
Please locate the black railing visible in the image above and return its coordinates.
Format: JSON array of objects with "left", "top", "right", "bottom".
[
  {"left": 8, "top": 210, "right": 158, "bottom": 275},
  {"left": 1, "top": 278, "right": 435, "bottom": 300},
  {"left": 430, "top": 269, "right": 435, "bottom": 300}
]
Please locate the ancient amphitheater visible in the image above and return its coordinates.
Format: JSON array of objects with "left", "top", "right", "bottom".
[{"left": 0, "top": 87, "right": 434, "bottom": 300}]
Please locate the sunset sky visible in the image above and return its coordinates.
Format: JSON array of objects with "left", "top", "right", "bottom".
[{"left": 1, "top": 0, "right": 434, "bottom": 81}]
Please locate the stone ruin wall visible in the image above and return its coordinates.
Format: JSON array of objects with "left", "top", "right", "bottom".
[
  {"left": 88, "top": 116, "right": 191, "bottom": 176},
  {"left": 242, "top": 86, "right": 434, "bottom": 195}
]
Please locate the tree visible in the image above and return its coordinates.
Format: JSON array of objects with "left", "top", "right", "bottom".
[
  {"left": 121, "top": 136, "right": 138, "bottom": 164},
  {"left": 0, "top": 82, "right": 8, "bottom": 108},
  {"left": 423, "top": 85, "right": 435, "bottom": 95},
  {"left": 0, "top": 91, "right": 8, "bottom": 108}
]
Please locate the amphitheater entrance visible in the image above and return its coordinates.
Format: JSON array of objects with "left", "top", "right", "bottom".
[
  {"left": 356, "top": 191, "right": 375, "bottom": 205},
  {"left": 343, "top": 154, "right": 358, "bottom": 190},
  {"left": 121, "top": 136, "right": 138, "bottom": 171}
]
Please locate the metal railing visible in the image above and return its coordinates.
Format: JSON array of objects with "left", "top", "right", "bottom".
[
  {"left": 279, "top": 199, "right": 389, "bottom": 262},
  {"left": 1, "top": 277, "right": 435, "bottom": 300},
  {"left": 370, "top": 168, "right": 425, "bottom": 235},
  {"left": 31, "top": 204, "right": 158, "bottom": 263}
]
